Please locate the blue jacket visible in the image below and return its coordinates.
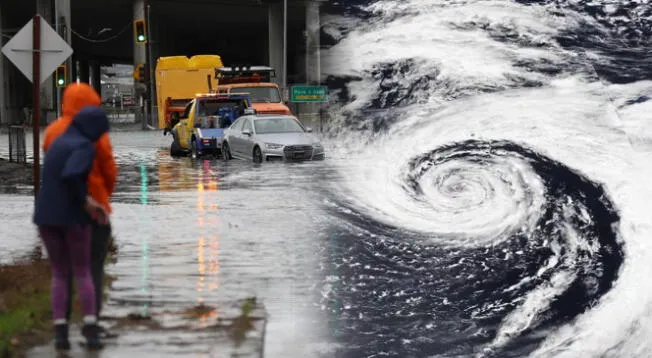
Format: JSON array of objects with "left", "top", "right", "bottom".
[{"left": 33, "top": 106, "right": 110, "bottom": 226}]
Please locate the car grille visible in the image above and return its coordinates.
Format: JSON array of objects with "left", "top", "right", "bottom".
[
  {"left": 283, "top": 145, "right": 313, "bottom": 160},
  {"left": 284, "top": 145, "right": 312, "bottom": 152}
]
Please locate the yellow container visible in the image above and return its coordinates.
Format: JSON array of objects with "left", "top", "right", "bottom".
[{"left": 155, "top": 55, "right": 224, "bottom": 129}]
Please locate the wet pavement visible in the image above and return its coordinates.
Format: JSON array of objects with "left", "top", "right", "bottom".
[
  {"left": 0, "top": 131, "right": 336, "bottom": 357},
  {"left": 27, "top": 299, "right": 268, "bottom": 358}
]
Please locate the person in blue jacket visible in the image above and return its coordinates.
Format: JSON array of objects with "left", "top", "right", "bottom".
[{"left": 33, "top": 106, "right": 110, "bottom": 350}]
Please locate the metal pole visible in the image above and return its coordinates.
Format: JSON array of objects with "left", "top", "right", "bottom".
[
  {"left": 0, "top": 3, "right": 6, "bottom": 128},
  {"left": 142, "top": 99, "right": 148, "bottom": 130},
  {"left": 146, "top": 2, "right": 155, "bottom": 129},
  {"left": 32, "top": 15, "right": 41, "bottom": 200},
  {"left": 283, "top": 0, "right": 287, "bottom": 95},
  {"left": 54, "top": 0, "right": 61, "bottom": 117}
]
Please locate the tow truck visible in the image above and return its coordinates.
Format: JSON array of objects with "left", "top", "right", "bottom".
[
  {"left": 155, "top": 55, "right": 223, "bottom": 134},
  {"left": 169, "top": 93, "right": 254, "bottom": 158},
  {"left": 215, "top": 66, "right": 293, "bottom": 116}
]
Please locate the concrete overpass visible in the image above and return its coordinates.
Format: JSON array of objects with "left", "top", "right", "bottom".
[{"left": 0, "top": 0, "right": 323, "bottom": 125}]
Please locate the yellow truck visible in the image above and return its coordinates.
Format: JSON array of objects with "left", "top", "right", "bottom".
[{"left": 155, "top": 55, "right": 223, "bottom": 133}]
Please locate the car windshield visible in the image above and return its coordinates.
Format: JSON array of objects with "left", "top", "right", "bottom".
[
  {"left": 230, "top": 87, "right": 281, "bottom": 103},
  {"left": 197, "top": 99, "right": 244, "bottom": 117},
  {"left": 254, "top": 117, "right": 304, "bottom": 134},
  {"left": 197, "top": 117, "right": 218, "bottom": 129}
]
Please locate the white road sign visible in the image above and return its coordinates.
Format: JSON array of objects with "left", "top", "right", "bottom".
[{"left": 1, "top": 16, "right": 73, "bottom": 84}]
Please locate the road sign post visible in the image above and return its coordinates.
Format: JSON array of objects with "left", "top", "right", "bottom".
[
  {"left": 290, "top": 85, "right": 328, "bottom": 103},
  {"left": 1, "top": 14, "right": 74, "bottom": 200},
  {"left": 32, "top": 15, "right": 41, "bottom": 199}
]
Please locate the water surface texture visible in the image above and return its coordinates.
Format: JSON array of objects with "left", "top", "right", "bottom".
[{"left": 0, "top": 132, "right": 331, "bottom": 357}]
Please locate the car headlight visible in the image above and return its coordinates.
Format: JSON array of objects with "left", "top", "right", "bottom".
[
  {"left": 265, "top": 143, "right": 283, "bottom": 149},
  {"left": 313, "top": 143, "right": 323, "bottom": 149}
]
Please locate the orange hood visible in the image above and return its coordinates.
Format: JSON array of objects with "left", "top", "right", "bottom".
[
  {"left": 62, "top": 83, "right": 102, "bottom": 119},
  {"left": 252, "top": 102, "right": 291, "bottom": 115}
]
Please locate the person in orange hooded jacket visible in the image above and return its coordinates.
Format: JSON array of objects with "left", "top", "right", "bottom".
[{"left": 42, "top": 83, "right": 118, "bottom": 337}]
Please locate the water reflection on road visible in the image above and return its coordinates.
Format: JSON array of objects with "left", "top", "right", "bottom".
[
  {"left": 0, "top": 131, "right": 334, "bottom": 357},
  {"left": 195, "top": 161, "right": 221, "bottom": 328}
]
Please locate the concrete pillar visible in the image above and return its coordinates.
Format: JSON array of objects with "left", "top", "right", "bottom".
[
  {"left": 0, "top": 2, "right": 6, "bottom": 125},
  {"left": 303, "top": 1, "right": 322, "bottom": 129},
  {"left": 77, "top": 58, "right": 89, "bottom": 83},
  {"left": 305, "top": 1, "right": 321, "bottom": 85},
  {"left": 268, "top": 3, "right": 284, "bottom": 90},
  {"left": 89, "top": 60, "right": 101, "bottom": 97},
  {"left": 57, "top": 0, "right": 72, "bottom": 50},
  {"left": 71, "top": 56, "right": 79, "bottom": 82}
]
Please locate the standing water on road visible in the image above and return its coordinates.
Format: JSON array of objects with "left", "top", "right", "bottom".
[{"left": 0, "top": 131, "right": 336, "bottom": 357}]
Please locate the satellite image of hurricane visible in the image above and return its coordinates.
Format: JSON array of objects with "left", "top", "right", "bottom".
[{"left": 316, "top": 0, "right": 652, "bottom": 357}]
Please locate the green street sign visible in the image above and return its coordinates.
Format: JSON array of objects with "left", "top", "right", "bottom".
[{"left": 290, "top": 85, "right": 328, "bottom": 103}]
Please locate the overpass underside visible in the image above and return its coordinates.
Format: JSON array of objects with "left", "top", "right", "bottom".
[{"left": 0, "top": 0, "right": 322, "bottom": 125}]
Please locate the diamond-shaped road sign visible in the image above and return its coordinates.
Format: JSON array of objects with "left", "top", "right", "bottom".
[{"left": 1, "top": 16, "right": 73, "bottom": 84}]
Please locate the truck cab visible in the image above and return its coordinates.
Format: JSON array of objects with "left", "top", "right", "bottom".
[
  {"left": 215, "top": 66, "right": 292, "bottom": 116},
  {"left": 169, "top": 93, "right": 253, "bottom": 158}
]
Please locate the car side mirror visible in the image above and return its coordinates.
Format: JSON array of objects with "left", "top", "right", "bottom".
[
  {"left": 242, "top": 129, "right": 252, "bottom": 136},
  {"left": 306, "top": 127, "right": 313, "bottom": 133}
]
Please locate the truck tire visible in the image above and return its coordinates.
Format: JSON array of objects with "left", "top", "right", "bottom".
[
  {"left": 191, "top": 140, "right": 199, "bottom": 159},
  {"left": 170, "top": 136, "right": 183, "bottom": 157}
]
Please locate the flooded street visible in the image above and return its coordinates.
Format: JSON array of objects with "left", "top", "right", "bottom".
[{"left": 0, "top": 131, "right": 336, "bottom": 357}]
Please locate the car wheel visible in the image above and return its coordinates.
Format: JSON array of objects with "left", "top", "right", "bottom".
[
  {"left": 191, "top": 140, "right": 199, "bottom": 159},
  {"left": 222, "top": 142, "right": 232, "bottom": 160},
  {"left": 253, "top": 146, "right": 263, "bottom": 164},
  {"left": 170, "top": 136, "right": 183, "bottom": 157}
]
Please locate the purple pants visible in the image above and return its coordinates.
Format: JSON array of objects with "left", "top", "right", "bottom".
[{"left": 38, "top": 225, "right": 96, "bottom": 320}]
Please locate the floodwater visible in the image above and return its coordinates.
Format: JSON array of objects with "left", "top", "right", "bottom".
[{"left": 0, "top": 131, "right": 337, "bottom": 357}]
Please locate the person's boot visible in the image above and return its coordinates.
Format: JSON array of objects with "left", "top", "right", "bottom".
[
  {"left": 81, "top": 323, "right": 104, "bottom": 350},
  {"left": 53, "top": 324, "right": 70, "bottom": 350}
]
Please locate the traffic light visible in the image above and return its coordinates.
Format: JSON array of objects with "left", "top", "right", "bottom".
[
  {"left": 134, "top": 19, "right": 147, "bottom": 44},
  {"left": 134, "top": 63, "right": 147, "bottom": 83},
  {"left": 134, "top": 63, "right": 141, "bottom": 81},
  {"left": 55, "top": 65, "right": 67, "bottom": 87}
]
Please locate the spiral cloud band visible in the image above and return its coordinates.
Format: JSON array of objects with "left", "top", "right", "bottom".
[
  {"left": 403, "top": 141, "right": 547, "bottom": 246},
  {"left": 322, "top": 140, "right": 624, "bottom": 357}
]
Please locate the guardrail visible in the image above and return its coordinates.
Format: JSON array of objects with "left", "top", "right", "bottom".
[
  {"left": 8, "top": 126, "right": 26, "bottom": 164},
  {"left": 102, "top": 107, "right": 139, "bottom": 124}
]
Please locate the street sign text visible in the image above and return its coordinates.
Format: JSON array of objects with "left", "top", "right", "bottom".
[{"left": 290, "top": 85, "right": 328, "bottom": 103}]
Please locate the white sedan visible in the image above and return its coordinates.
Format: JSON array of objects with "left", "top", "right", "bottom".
[{"left": 221, "top": 115, "right": 325, "bottom": 163}]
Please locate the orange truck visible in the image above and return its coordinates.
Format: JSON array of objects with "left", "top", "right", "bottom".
[
  {"left": 215, "top": 66, "right": 293, "bottom": 116},
  {"left": 155, "top": 55, "right": 224, "bottom": 134}
]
